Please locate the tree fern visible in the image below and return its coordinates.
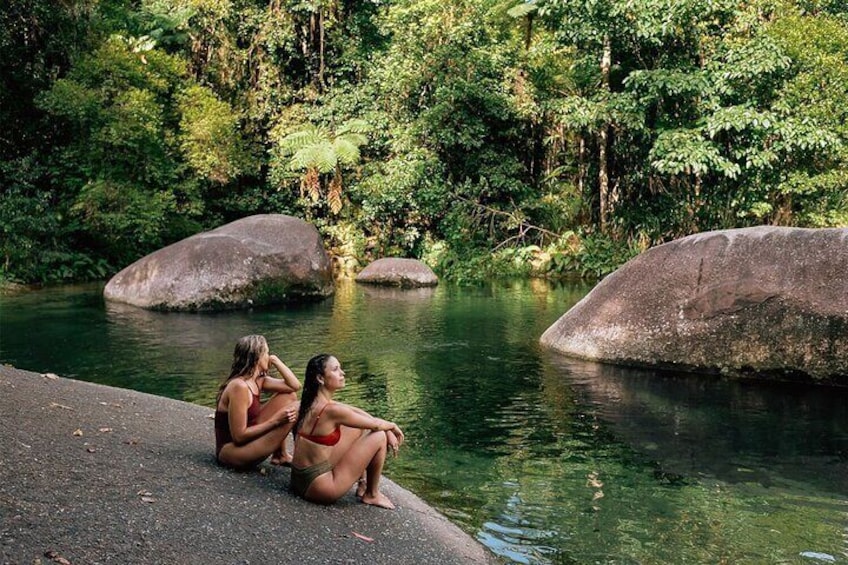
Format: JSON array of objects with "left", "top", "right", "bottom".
[{"left": 273, "top": 119, "right": 370, "bottom": 214}]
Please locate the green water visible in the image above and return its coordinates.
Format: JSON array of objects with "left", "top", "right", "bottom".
[{"left": 1, "top": 280, "right": 846, "bottom": 564}]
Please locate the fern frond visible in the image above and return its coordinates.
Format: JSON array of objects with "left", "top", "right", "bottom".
[
  {"left": 301, "top": 168, "right": 321, "bottom": 201},
  {"left": 338, "top": 118, "right": 370, "bottom": 135},
  {"left": 507, "top": 0, "right": 537, "bottom": 18},
  {"left": 290, "top": 142, "right": 337, "bottom": 173},
  {"left": 328, "top": 174, "right": 343, "bottom": 214},
  {"left": 279, "top": 127, "right": 327, "bottom": 153},
  {"left": 333, "top": 138, "right": 361, "bottom": 165}
]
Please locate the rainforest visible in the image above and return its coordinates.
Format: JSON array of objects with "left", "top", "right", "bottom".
[{"left": 2, "top": 0, "right": 846, "bottom": 284}]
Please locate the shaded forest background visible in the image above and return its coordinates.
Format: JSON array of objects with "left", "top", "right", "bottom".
[{"left": 2, "top": 0, "right": 846, "bottom": 284}]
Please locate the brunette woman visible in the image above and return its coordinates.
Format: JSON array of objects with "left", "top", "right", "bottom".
[
  {"left": 215, "top": 335, "right": 301, "bottom": 469},
  {"left": 291, "top": 354, "right": 404, "bottom": 509}
]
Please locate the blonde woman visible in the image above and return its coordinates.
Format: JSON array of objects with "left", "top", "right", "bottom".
[{"left": 214, "top": 335, "right": 301, "bottom": 469}]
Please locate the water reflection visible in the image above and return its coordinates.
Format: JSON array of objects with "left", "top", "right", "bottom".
[
  {"left": 542, "top": 355, "right": 848, "bottom": 495},
  {"left": 2, "top": 280, "right": 847, "bottom": 564}
]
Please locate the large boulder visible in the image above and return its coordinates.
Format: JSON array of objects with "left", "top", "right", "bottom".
[
  {"left": 104, "top": 214, "right": 334, "bottom": 311},
  {"left": 355, "top": 258, "right": 438, "bottom": 288},
  {"left": 540, "top": 227, "right": 848, "bottom": 384}
]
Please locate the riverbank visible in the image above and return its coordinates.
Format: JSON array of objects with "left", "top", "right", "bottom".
[{"left": 0, "top": 365, "right": 498, "bottom": 564}]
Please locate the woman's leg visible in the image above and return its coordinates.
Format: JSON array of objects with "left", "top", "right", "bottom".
[
  {"left": 216, "top": 420, "right": 294, "bottom": 469},
  {"left": 258, "top": 392, "right": 297, "bottom": 465},
  {"left": 330, "top": 426, "right": 368, "bottom": 497},
  {"left": 217, "top": 392, "right": 298, "bottom": 469},
  {"left": 306, "top": 430, "right": 394, "bottom": 509}
]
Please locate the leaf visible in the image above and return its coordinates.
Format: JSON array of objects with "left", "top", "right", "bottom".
[
  {"left": 73, "top": 429, "right": 83, "bottom": 437},
  {"left": 50, "top": 402, "right": 74, "bottom": 410},
  {"left": 98, "top": 428, "right": 113, "bottom": 433},
  {"left": 328, "top": 176, "right": 343, "bottom": 215},
  {"left": 352, "top": 531, "right": 374, "bottom": 543},
  {"left": 138, "top": 490, "right": 155, "bottom": 502},
  {"left": 44, "top": 550, "right": 72, "bottom": 565},
  {"left": 279, "top": 127, "right": 327, "bottom": 153},
  {"left": 507, "top": 1, "right": 537, "bottom": 18},
  {"left": 42, "top": 373, "right": 60, "bottom": 380},
  {"left": 333, "top": 138, "right": 362, "bottom": 166},
  {"left": 337, "top": 119, "right": 370, "bottom": 135}
]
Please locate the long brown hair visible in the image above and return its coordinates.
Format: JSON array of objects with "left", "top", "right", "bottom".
[
  {"left": 295, "top": 353, "right": 333, "bottom": 434},
  {"left": 216, "top": 335, "right": 268, "bottom": 400}
]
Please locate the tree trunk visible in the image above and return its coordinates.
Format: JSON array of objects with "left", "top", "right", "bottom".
[
  {"left": 598, "top": 33, "right": 612, "bottom": 233},
  {"left": 578, "top": 134, "right": 586, "bottom": 196},
  {"left": 318, "top": 9, "right": 325, "bottom": 91}
]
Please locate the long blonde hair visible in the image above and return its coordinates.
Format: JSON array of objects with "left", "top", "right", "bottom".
[{"left": 216, "top": 335, "right": 268, "bottom": 400}]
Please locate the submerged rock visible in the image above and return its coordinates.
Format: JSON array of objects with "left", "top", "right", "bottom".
[
  {"left": 540, "top": 226, "right": 848, "bottom": 385},
  {"left": 104, "top": 214, "right": 334, "bottom": 311},
  {"left": 355, "top": 258, "right": 438, "bottom": 288}
]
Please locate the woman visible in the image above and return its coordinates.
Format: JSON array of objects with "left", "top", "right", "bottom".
[
  {"left": 215, "top": 335, "right": 301, "bottom": 469},
  {"left": 291, "top": 354, "right": 404, "bottom": 509}
]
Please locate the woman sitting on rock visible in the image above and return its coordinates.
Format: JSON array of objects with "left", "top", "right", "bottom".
[
  {"left": 291, "top": 353, "right": 404, "bottom": 509},
  {"left": 215, "top": 335, "right": 301, "bottom": 469}
]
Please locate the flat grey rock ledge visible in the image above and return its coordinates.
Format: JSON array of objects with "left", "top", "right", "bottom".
[{"left": 0, "top": 365, "right": 498, "bottom": 564}]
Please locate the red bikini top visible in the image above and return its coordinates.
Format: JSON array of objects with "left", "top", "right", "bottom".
[{"left": 299, "top": 402, "right": 341, "bottom": 446}]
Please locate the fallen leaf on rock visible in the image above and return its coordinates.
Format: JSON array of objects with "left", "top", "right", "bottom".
[
  {"left": 352, "top": 532, "right": 374, "bottom": 543},
  {"left": 49, "top": 402, "right": 73, "bottom": 410},
  {"left": 137, "top": 490, "right": 156, "bottom": 503},
  {"left": 86, "top": 446, "right": 97, "bottom": 453},
  {"left": 44, "top": 550, "right": 72, "bottom": 564},
  {"left": 98, "top": 428, "right": 113, "bottom": 433},
  {"left": 72, "top": 429, "right": 83, "bottom": 437},
  {"left": 42, "top": 373, "right": 60, "bottom": 380}
]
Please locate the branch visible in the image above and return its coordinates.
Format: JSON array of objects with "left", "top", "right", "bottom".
[{"left": 454, "top": 195, "right": 561, "bottom": 246}]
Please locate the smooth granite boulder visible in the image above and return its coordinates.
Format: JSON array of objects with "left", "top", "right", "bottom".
[
  {"left": 104, "top": 214, "right": 334, "bottom": 311},
  {"left": 355, "top": 258, "right": 438, "bottom": 288},
  {"left": 540, "top": 226, "right": 848, "bottom": 384}
]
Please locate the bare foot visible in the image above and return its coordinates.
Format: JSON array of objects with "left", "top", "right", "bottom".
[
  {"left": 361, "top": 491, "right": 395, "bottom": 510},
  {"left": 355, "top": 478, "right": 367, "bottom": 499},
  {"left": 270, "top": 452, "right": 292, "bottom": 467}
]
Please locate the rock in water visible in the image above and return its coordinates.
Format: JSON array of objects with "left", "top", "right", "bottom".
[
  {"left": 104, "top": 214, "right": 334, "bottom": 311},
  {"left": 540, "top": 226, "right": 848, "bottom": 384},
  {"left": 355, "top": 258, "right": 438, "bottom": 288}
]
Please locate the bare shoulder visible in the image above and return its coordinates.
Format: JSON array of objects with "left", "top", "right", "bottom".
[
  {"left": 223, "top": 378, "right": 249, "bottom": 399},
  {"left": 326, "top": 401, "right": 355, "bottom": 418}
]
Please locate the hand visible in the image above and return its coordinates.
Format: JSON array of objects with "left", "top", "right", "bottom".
[
  {"left": 386, "top": 430, "right": 400, "bottom": 457},
  {"left": 390, "top": 423, "right": 404, "bottom": 447},
  {"left": 276, "top": 402, "right": 299, "bottom": 426}
]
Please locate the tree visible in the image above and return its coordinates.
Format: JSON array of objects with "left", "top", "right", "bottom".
[{"left": 271, "top": 118, "right": 369, "bottom": 214}]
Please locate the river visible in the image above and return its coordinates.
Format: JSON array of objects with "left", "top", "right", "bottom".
[{"left": 1, "top": 280, "right": 846, "bottom": 564}]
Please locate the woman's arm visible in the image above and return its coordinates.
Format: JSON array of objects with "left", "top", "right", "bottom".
[
  {"left": 260, "top": 355, "right": 302, "bottom": 393},
  {"left": 227, "top": 381, "right": 286, "bottom": 445},
  {"left": 328, "top": 403, "right": 404, "bottom": 444}
]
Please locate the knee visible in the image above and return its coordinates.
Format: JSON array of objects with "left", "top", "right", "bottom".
[
  {"left": 272, "top": 392, "right": 297, "bottom": 407},
  {"left": 368, "top": 430, "right": 388, "bottom": 453}
]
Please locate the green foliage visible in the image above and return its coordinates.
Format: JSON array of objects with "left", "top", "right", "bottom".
[
  {"left": 2, "top": 0, "right": 847, "bottom": 284},
  {"left": 270, "top": 118, "right": 371, "bottom": 214},
  {"left": 178, "top": 85, "right": 258, "bottom": 184}
]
